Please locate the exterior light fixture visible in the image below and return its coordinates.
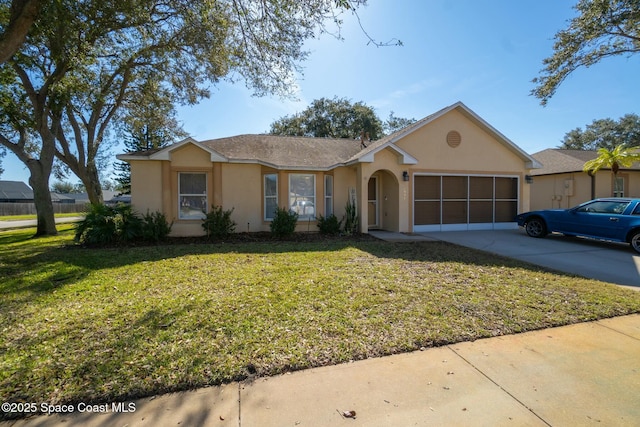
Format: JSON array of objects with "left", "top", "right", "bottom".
[{"left": 402, "top": 171, "right": 409, "bottom": 181}]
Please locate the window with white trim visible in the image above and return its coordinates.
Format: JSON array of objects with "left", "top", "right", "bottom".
[
  {"left": 264, "top": 173, "right": 278, "bottom": 220},
  {"left": 324, "top": 175, "right": 333, "bottom": 217},
  {"left": 289, "top": 174, "right": 315, "bottom": 220},
  {"left": 179, "top": 173, "right": 207, "bottom": 220},
  {"left": 614, "top": 177, "right": 625, "bottom": 197}
]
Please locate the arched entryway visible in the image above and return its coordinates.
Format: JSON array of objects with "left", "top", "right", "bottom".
[{"left": 367, "top": 170, "right": 400, "bottom": 232}]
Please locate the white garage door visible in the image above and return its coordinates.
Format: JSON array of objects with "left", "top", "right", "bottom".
[{"left": 413, "top": 175, "right": 519, "bottom": 232}]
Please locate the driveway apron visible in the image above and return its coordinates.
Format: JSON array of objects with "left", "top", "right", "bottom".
[{"left": 421, "top": 229, "right": 640, "bottom": 288}]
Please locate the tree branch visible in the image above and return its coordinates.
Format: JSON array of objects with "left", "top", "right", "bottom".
[{"left": 0, "top": 0, "right": 42, "bottom": 64}]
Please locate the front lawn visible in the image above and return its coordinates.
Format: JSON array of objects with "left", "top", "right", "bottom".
[{"left": 1, "top": 226, "right": 639, "bottom": 418}]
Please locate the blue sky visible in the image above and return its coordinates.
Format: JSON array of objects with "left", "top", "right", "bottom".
[{"left": 2, "top": 0, "right": 640, "bottom": 184}]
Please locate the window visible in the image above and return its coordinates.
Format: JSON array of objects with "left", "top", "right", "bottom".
[
  {"left": 179, "top": 173, "right": 207, "bottom": 220},
  {"left": 324, "top": 175, "right": 333, "bottom": 217},
  {"left": 264, "top": 174, "right": 278, "bottom": 220},
  {"left": 614, "top": 177, "right": 625, "bottom": 197},
  {"left": 577, "top": 200, "right": 629, "bottom": 214},
  {"left": 289, "top": 174, "right": 315, "bottom": 220}
]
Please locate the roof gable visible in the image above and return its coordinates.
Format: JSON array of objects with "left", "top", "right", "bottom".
[
  {"left": 346, "top": 138, "right": 418, "bottom": 165},
  {"left": 356, "top": 102, "right": 541, "bottom": 169},
  {"left": 116, "top": 138, "right": 228, "bottom": 162}
]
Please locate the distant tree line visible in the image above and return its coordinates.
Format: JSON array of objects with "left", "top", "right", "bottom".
[
  {"left": 268, "top": 96, "right": 416, "bottom": 140},
  {"left": 560, "top": 114, "right": 640, "bottom": 151}
]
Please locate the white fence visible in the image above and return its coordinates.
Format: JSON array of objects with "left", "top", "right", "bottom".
[{"left": 0, "top": 203, "right": 89, "bottom": 216}]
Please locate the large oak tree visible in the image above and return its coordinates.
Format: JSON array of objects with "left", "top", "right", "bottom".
[
  {"left": 532, "top": 0, "right": 640, "bottom": 105},
  {"left": 0, "top": 0, "right": 367, "bottom": 235}
]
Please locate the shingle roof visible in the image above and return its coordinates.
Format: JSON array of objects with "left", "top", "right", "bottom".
[
  {"left": 531, "top": 149, "right": 640, "bottom": 175},
  {"left": 117, "top": 102, "right": 539, "bottom": 170},
  {"left": 0, "top": 180, "right": 33, "bottom": 201},
  {"left": 200, "top": 134, "right": 363, "bottom": 169}
]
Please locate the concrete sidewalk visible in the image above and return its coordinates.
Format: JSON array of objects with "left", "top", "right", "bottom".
[
  {"left": 0, "top": 217, "right": 83, "bottom": 230},
  {"left": 4, "top": 315, "right": 640, "bottom": 426}
]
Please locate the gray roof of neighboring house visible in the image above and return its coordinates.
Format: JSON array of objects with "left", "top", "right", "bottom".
[
  {"left": 0, "top": 181, "right": 115, "bottom": 202},
  {"left": 72, "top": 191, "right": 118, "bottom": 203},
  {"left": 531, "top": 149, "right": 640, "bottom": 176},
  {"left": 0, "top": 180, "right": 33, "bottom": 201}
]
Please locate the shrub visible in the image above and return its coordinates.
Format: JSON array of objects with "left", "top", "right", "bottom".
[
  {"left": 317, "top": 213, "right": 342, "bottom": 235},
  {"left": 116, "top": 204, "right": 144, "bottom": 242},
  {"left": 202, "top": 206, "right": 236, "bottom": 239},
  {"left": 75, "top": 203, "right": 141, "bottom": 244},
  {"left": 142, "top": 211, "right": 173, "bottom": 242},
  {"left": 75, "top": 203, "right": 117, "bottom": 244},
  {"left": 343, "top": 197, "right": 359, "bottom": 235},
  {"left": 270, "top": 206, "right": 298, "bottom": 238},
  {"left": 75, "top": 204, "right": 172, "bottom": 245}
]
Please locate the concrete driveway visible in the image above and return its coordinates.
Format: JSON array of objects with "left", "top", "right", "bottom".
[{"left": 421, "top": 229, "right": 640, "bottom": 288}]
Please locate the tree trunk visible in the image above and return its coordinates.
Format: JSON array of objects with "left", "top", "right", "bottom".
[
  {"left": 81, "top": 162, "right": 104, "bottom": 205},
  {"left": 27, "top": 158, "right": 57, "bottom": 236}
]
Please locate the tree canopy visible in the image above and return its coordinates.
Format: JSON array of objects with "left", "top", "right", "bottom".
[
  {"left": 269, "top": 97, "right": 415, "bottom": 140},
  {"left": 0, "top": 0, "right": 367, "bottom": 234},
  {"left": 532, "top": 0, "right": 640, "bottom": 105},
  {"left": 560, "top": 113, "right": 640, "bottom": 150}
]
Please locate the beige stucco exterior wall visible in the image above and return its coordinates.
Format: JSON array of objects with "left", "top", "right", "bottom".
[
  {"left": 358, "top": 148, "right": 409, "bottom": 233},
  {"left": 395, "top": 110, "right": 527, "bottom": 174},
  {"left": 393, "top": 109, "right": 532, "bottom": 227},
  {"left": 332, "top": 165, "right": 358, "bottom": 221},
  {"left": 594, "top": 171, "right": 640, "bottom": 199},
  {"left": 218, "top": 163, "right": 263, "bottom": 232},
  {"left": 530, "top": 173, "right": 592, "bottom": 210},
  {"left": 129, "top": 144, "right": 362, "bottom": 236},
  {"left": 168, "top": 144, "right": 215, "bottom": 236},
  {"left": 531, "top": 170, "right": 640, "bottom": 211},
  {"left": 130, "top": 160, "right": 163, "bottom": 213}
]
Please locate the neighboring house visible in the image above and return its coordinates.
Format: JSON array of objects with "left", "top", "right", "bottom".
[
  {"left": 117, "top": 102, "right": 540, "bottom": 237},
  {"left": 530, "top": 149, "right": 640, "bottom": 211},
  {"left": 71, "top": 191, "right": 119, "bottom": 204},
  {"left": 0, "top": 181, "right": 115, "bottom": 204},
  {"left": 0, "top": 180, "right": 34, "bottom": 203}
]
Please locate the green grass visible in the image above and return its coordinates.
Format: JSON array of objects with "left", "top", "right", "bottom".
[
  {"left": 1, "top": 226, "right": 639, "bottom": 418},
  {"left": 0, "top": 213, "right": 84, "bottom": 221}
]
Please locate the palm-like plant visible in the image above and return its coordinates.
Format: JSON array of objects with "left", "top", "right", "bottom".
[{"left": 583, "top": 144, "right": 640, "bottom": 197}]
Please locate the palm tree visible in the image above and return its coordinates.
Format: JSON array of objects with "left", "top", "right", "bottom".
[{"left": 583, "top": 144, "right": 640, "bottom": 197}]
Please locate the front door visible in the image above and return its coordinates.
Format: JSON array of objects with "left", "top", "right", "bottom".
[{"left": 368, "top": 176, "right": 379, "bottom": 229}]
